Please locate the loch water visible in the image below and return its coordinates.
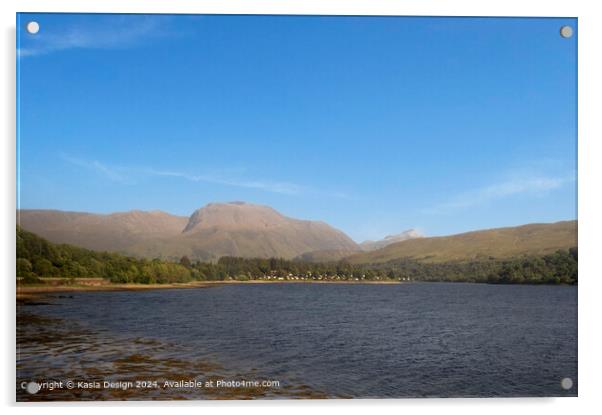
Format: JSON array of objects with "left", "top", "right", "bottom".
[{"left": 17, "top": 282, "right": 577, "bottom": 400}]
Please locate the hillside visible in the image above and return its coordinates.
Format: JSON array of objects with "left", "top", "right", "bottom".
[
  {"left": 18, "top": 209, "right": 188, "bottom": 252},
  {"left": 18, "top": 202, "right": 359, "bottom": 261},
  {"left": 16, "top": 226, "right": 193, "bottom": 284},
  {"left": 346, "top": 220, "right": 577, "bottom": 264}
]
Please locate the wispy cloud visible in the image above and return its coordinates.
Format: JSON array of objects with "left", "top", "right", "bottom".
[
  {"left": 61, "top": 154, "right": 131, "bottom": 184},
  {"left": 423, "top": 173, "right": 575, "bottom": 214},
  {"left": 60, "top": 154, "right": 334, "bottom": 197},
  {"left": 18, "top": 15, "right": 176, "bottom": 58},
  {"left": 141, "top": 168, "right": 306, "bottom": 196}
]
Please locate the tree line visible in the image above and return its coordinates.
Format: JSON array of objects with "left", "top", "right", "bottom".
[
  {"left": 17, "top": 226, "right": 577, "bottom": 285},
  {"left": 17, "top": 226, "right": 192, "bottom": 284},
  {"left": 365, "top": 248, "right": 577, "bottom": 284}
]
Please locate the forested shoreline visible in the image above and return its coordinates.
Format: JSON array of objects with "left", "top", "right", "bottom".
[{"left": 17, "top": 227, "right": 577, "bottom": 285}]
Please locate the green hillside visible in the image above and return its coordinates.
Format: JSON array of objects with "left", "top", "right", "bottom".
[
  {"left": 347, "top": 221, "right": 577, "bottom": 264},
  {"left": 16, "top": 226, "right": 194, "bottom": 284}
]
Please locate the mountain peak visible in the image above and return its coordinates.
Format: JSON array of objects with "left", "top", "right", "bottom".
[
  {"left": 360, "top": 229, "right": 423, "bottom": 251},
  {"left": 182, "top": 202, "right": 286, "bottom": 233},
  {"left": 383, "top": 229, "right": 423, "bottom": 240}
]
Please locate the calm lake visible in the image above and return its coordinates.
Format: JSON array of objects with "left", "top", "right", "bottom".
[{"left": 17, "top": 282, "right": 577, "bottom": 400}]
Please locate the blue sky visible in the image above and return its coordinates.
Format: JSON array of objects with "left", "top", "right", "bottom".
[{"left": 17, "top": 14, "right": 577, "bottom": 242}]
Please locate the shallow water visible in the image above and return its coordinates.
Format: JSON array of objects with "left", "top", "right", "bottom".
[{"left": 17, "top": 282, "right": 577, "bottom": 400}]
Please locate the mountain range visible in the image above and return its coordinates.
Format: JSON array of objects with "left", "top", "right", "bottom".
[
  {"left": 18, "top": 202, "right": 358, "bottom": 261},
  {"left": 17, "top": 202, "right": 577, "bottom": 264}
]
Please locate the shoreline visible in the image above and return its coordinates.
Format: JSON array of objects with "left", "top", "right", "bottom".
[
  {"left": 16, "top": 278, "right": 575, "bottom": 300},
  {"left": 16, "top": 281, "right": 216, "bottom": 299},
  {"left": 16, "top": 279, "right": 403, "bottom": 299}
]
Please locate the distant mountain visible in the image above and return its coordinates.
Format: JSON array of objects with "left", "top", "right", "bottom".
[
  {"left": 347, "top": 221, "right": 577, "bottom": 264},
  {"left": 293, "top": 229, "right": 424, "bottom": 262},
  {"left": 17, "top": 209, "right": 188, "bottom": 252},
  {"left": 126, "top": 202, "right": 359, "bottom": 261},
  {"left": 18, "top": 202, "right": 359, "bottom": 261},
  {"left": 360, "top": 229, "right": 423, "bottom": 251}
]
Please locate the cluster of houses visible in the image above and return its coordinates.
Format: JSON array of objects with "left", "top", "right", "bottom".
[
  {"left": 259, "top": 274, "right": 363, "bottom": 281},
  {"left": 225, "top": 271, "right": 412, "bottom": 282}
]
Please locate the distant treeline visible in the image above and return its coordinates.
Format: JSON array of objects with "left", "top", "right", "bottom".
[
  {"left": 17, "top": 227, "right": 577, "bottom": 285},
  {"left": 365, "top": 249, "right": 577, "bottom": 284}
]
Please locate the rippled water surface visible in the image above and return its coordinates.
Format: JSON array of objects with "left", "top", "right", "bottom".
[{"left": 17, "top": 283, "right": 577, "bottom": 400}]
